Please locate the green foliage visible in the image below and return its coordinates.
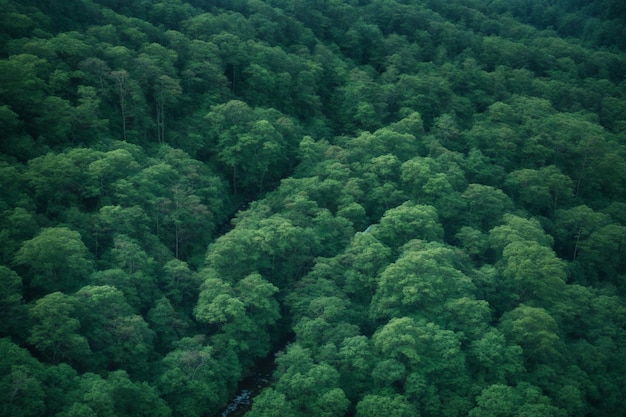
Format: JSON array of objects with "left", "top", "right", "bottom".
[
  {"left": 15, "top": 227, "right": 93, "bottom": 295},
  {"left": 0, "top": 266, "right": 26, "bottom": 337},
  {"left": 356, "top": 394, "right": 417, "bottom": 417},
  {"left": 273, "top": 344, "right": 350, "bottom": 417},
  {"left": 0, "top": 0, "right": 625, "bottom": 416},
  {"left": 205, "top": 100, "right": 300, "bottom": 196},
  {"left": 0, "top": 338, "right": 45, "bottom": 417},
  {"left": 467, "top": 328, "right": 524, "bottom": 384},
  {"left": 60, "top": 370, "right": 171, "bottom": 417},
  {"left": 499, "top": 241, "right": 567, "bottom": 305},
  {"left": 469, "top": 383, "right": 567, "bottom": 417},
  {"left": 74, "top": 285, "right": 154, "bottom": 375},
  {"left": 372, "top": 317, "right": 465, "bottom": 379},
  {"left": 505, "top": 165, "right": 574, "bottom": 216},
  {"left": 462, "top": 184, "right": 513, "bottom": 231},
  {"left": 373, "top": 202, "right": 443, "bottom": 247},
  {"left": 370, "top": 240, "right": 475, "bottom": 320},
  {"left": 157, "top": 336, "right": 225, "bottom": 417},
  {"left": 499, "top": 305, "right": 564, "bottom": 366},
  {"left": 28, "top": 292, "right": 91, "bottom": 365}
]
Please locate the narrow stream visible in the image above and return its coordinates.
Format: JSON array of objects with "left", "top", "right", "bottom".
[{"left": 218, "top": 351, "right": 277, "bottom": 417}]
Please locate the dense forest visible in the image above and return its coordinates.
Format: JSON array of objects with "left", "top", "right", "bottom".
[{"left": 1, "top": 0, "right": 626, "bottom": 416}]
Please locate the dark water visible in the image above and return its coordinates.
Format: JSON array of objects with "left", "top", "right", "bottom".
[{"left": 218, "top": 354, "right": 276, "bottom": 417}]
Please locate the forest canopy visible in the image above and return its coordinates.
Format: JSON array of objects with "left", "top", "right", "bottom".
[{"left": 1, "top": 0, "right": 625, "bottom": 416}]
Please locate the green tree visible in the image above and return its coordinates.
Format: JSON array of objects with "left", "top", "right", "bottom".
[
  {"left": 28, "top": 292, "right": 91, "bottom": 365},
  {"left": 370, "top": 241, "right": 475, "bottom": 320},
  {"left": 336, "top": 67, "right": 388, "bottom": 132},
  {"left": 24, "top": 150, "right": 96, "bottom": 213},
  {"left": 439, "top": 297, "right": 492, "bottom": 341},
  {"left": 203, "top": 227, "right": 264, "bottom": 282},
  {"left": 33, "top": 95, "right": 75, "bottom": 146},
  {"left": 370, "top": 357, "right": 406, "bottom": 391},
  {"left": 106, "top": 371, "right": 171, "bottom": 417},
  {"left": 554, "top": 205, "right": 610, "bottom": 262},
  {"left": 160, "top": 184, "right": 210, "bottom": 260},
  {"left": 89, "top": 269, "right": 143, "bottom": 314},
  {"left": 336, "top": 335, "right": 375, "bottom": 400},
  {"left": 578, "top": 223, "right": 626, "bottom": 285},
  {"left": 462, "top": 184, "right": 512, "bottom": 230},
  {"left": 235, "top": 272, "right": 280, "bottom": 326},
  {"left": 0, "top": 266, "right": 26, "bottom": 338},
  {"left": 455, "top": 226, "right": 489, "bottom": 261},
  {"left": 488, "top": 214, "right": 555, "bottom": 255},
  {"left": 293, "top": 296, "right": 360, "bottom": 355},
  {"left": 504, "top": 165, "right": 574, "bottom": 216},
  {"left": 246, "top": 389, "right": 298, "bottom": 417},
  {"left": 372, "top": 317, "right": 465, "bottom": 380},
  {"left": 161, "top": 258, "right": 200, "bottom": 309},
  {"left": 469, "top": 383, "right": 567, "bottom": 417},
  {"left": 0, "top": 338, "right": 45, "bottom": 417},
  {"left": 499, "top": 304, "right": 563, "bottom": 366},
  {"left": 373, "top": 202, "right": 443, "bottom": 247},
  {"left": 195, "top": 270, "right": 280, "bottom": 365},
  {"left": 0, "top": 54, "right": 47, "bottom": 117},
  {"left": 356, "top": 394, "right": 417, "bottom": 417},
  {"left": 467, "top": 328, "right": 524, "bottom": 384},
  {"left": 393, "top": 72, "right": 452, "bottom": 128},
  {"left": 371, "top": 316, "right": 471, "bottom": 415},
  {"left": 432, "top": 113, "right": 461, "bottom": 150},
  {"left": 353, "top": 158, "right": 406, "bottom": 219},
  {"left": 157, "top": 336, "right": 227, "bottom": 417},
  {"left": 65, "top": 370, "right": 171, "bottom": 417},
  {"left": 0, "top": 105, "right": 32, "bottom": 160},
  {"left": 540, "top": 112, "right": 612, "bottom": 200},
  {"left": 153, "top": 74, "right": 182, "bottom": 143},
  {"left": 107, "top": 69, "right": 147, "bottom": 142},
  {"left": 400, "top": 157, "right": 441, "bottom": 202},
  {"left": 87, "top": 148, "right": 140, "bottom": 201},
  {"left": 499, "top": 241, "right": 567, "bottom": 305},
  {"left": 15, "top": 227, "right": 93, "bottom": 295},
  {"left": 74, "top": 285, "right": 154, "bottom": 376},
  {"left": 55, "top": 403, "right": 96, "bottom": 417},
  {"left": 72, "top": 85, "right": 110, "bottom": 142},
  {"left": 206, "top": 100, "right": 294, "bottom": 195},
  {"left": 194, "top": 274, "right": 246, "bottom": 326},
  {"left": 109, "top": 69, "right": 132, "bottom": 141},
  {"left": 95, "top": 205, "right": 151, "bottom": 257},
  {"left": 273, "top": 344, "right": 350, "bottom": 417},
  {"left": 0, "top": 161, "right": 31, "bottom": 212},
  {"left": 339, "top": 232, "right": 392, "bottom": 304},
  {"left": 101, "top": 234, "right": 160, "bottom": 310},
  {"left": 109, "top": 234, "right": 156, "bottom": 276},
  {"left": 462, "top": 148, "right": 506, "bottom": 186},
  {"left": 147, "top": 296, "right": 190, "bottom": 353},
  {"left": 66, "top": 372, "right": 115, "bottom": 417}
]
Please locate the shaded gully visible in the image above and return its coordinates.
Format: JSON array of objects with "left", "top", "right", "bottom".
[{"left": 218, "top": 350, "right": 277, "bottom": 417}]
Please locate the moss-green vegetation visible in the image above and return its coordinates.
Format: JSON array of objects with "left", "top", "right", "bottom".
[{"left": 1, "top": 0, "right": 625, "bottom": 416}]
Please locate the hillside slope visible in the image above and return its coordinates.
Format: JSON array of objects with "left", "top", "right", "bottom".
[{"left": 1, "top": 1, "right": 625, "bottom": 416}]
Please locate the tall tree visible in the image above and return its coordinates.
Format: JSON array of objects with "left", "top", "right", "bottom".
[
  {"left": 74, "top": 285, "right": 154, "bottom": 376},
  {"left": 273, "top": 344, "right": 350, "bottom": 417},
  {"left": 499, "top": 304, "right": 564, "bottom": 367},
  {"left": 370, "top": 240, "right": 474, "bottom": 320},
  {"left": 0, "top": 338, "right": 46, "bottom": 417},
  {"left": 0, "top": 266, "right": 25, "bottom": 338},
  {"left": 154, "top": 74, "right": 182, "bottom": 143},
  {"left": 373, "top": 202, "right": 443, "bottom": 248},
  {"left": 28, "top": 292, "right": 91, "bottom": 365},
  {"left": 157, "top": 336, "right": 228, "bottom": 417},
  {"left": 469, "top": 383, "right": 567, "bottom": 417},
  {"left": 14, "top": 227, "right": 93, "bottom": 295}
]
